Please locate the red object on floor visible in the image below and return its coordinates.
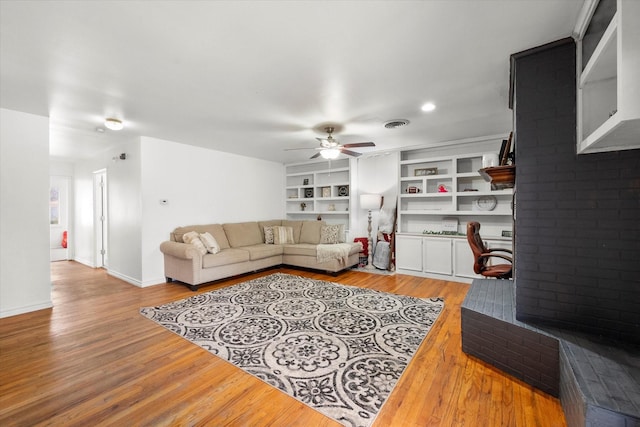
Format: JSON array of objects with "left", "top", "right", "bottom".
[
  {"left": 61, "top": 231, "right": 67, "bottom": 248},
  {"left": 353, "top": 237, "right": 368, "bottom": 257}
]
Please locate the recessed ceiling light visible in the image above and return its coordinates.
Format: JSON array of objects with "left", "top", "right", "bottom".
[
  {"left": 421, "top": 102, "right": 436, "bottom": 112},
  {"left": 104, "top": 118, "right": 124, "bottom": 130}
]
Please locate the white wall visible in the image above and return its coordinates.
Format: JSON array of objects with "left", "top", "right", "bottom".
[
  {"left": 139, "top": 137, "right": 284, "bottom": 286},
  {"left": 72, "top": 138, "right": 141, "bottom": 283},
  {"left": 107, "top": 140, "right": 142, "bottom": 284},
  {"left": 354, "top": 153, "right": 400, "bottom": 238},
  {"left": 0, "top": 108, "right": 52, "bottom": 318},
  {"left": 73, "top": 160, "right": 100, "bottom": 268}
]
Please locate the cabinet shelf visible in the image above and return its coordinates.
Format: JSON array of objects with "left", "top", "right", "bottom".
[
  {"left": 577, "top": 0, "right": 640, "bottom": 153},
  {"left": 285, "top": 159, "right": 352, "bottom": 232},
  {"left": 397, "top": 141, "right": 513, "bottom": 236},
  {"left": 580, "top": 15, "right": 617, "bottom": 86}
]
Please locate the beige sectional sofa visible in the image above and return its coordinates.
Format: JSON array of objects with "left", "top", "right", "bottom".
[{"left": 160, "top": 220, "right": 362, "bottom": 290}]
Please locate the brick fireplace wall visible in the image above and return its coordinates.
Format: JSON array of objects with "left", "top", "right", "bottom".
[{"left": 513, "top": 38, "right": 640, "bottom": 345}]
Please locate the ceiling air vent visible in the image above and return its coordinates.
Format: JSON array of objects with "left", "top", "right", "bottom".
[{"left": 384, "top": 119, "right": 410, "bottom": 129}]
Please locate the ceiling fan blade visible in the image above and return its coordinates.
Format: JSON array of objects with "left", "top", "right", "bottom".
[
  {"left": 342, "top": 142, "right": 375, "bottom": 148},
  {"left": 309, "top": 152, "right": 321, "bottom": 159},
  {"left": 340, "top": 149, "right": 362, "bottom": 157}
]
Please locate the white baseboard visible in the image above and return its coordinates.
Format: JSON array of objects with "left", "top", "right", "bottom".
[
  {"left": 0, "top": 300, "right": 53, "bottom": 319},
  {"left": 140, "top": 277, "right": 167, "bottom": 288},
  {"left": 107, "top": 269, "right": 142, "bottom": 287},
  {"left": 72, "top": 257, "right": 95, "bottom": 268}
]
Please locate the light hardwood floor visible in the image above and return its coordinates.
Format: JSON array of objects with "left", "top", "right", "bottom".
[{"left": 0, "top": 262, "right": 567, "bottom": 426}]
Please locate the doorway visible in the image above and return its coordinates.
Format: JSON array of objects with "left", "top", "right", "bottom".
[
  {"left": 50, "top": 175, "right": 70, "bottom": 261},
  {"left": 93, "top": 169, "right": 108, "bottom": 268}
]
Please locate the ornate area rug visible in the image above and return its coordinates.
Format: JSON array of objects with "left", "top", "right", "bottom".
[{"left": 140, "top": 273, "right": 444, "bottom": 427}]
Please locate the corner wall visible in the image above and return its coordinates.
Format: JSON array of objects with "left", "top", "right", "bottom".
[
  {"left": 0, "top": 108, "right": 52, "bottom": 317},
  {"left": 513, "top": 39, "right": 640, "bottom": 344},
  {"left": 139, "top": 137, "right": 285, "bottom": 286}
]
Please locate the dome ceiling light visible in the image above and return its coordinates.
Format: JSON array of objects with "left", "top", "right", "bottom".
[{"left": 104, "top": 118, "right": 124, "bottom": 131}]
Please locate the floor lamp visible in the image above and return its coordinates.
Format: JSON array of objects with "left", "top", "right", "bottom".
[{"left": 360, "top": 194, "right": 382, "bottom": 269}]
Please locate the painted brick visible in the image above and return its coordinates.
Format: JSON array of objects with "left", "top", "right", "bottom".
[{"left": 513, "top": 38, "right": 640, "bottom": 344}]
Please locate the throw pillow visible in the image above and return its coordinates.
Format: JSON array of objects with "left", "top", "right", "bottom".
[
  {"left": 182, "top": 231, "right": 207, "bottom": 255},
  {"left": 320, "top": 224, "right": 341, "bottom": 244},
  {"left": 264, "top": 226, "right": 275, "bottom": 244},
  {"left": 337, "top": 224, "right": 346, "bottom": 243},
  {"left": 200, "top": 232, "right": 221, "bottom": 254},
  {"left": 273, "top": 226, "right": 294, "bottom": 244}
]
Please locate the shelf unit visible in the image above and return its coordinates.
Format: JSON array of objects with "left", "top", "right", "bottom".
[
  {"left": 395, "top": 142, "right": 514, "bottom": 283},
  {"left": 285, "top": 158, "right": 353, "bottom": 229},
  {"left": 398, "top": 150, "right": 513, "bottom": 238},
  {"left": 576, "top": 0, "right": 640, "bottom": 154}
]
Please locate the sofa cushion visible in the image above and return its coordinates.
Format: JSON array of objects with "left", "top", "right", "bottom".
[
  {"left": 241, "top": 244, "right": 284, "bottom": 261},
  {"left": 299, "top": 220, "right": 326, "bottom": 244},
  {"left": 223, "top": 222, "right": 263, "bottom": 248},
  {"left": 282, "top": 243, "right": 317, "bottom": 257},
  {"left": 182, "top": 231, "right": 207, "bottom": 255},
  {"left": 202, "top": 248, "right": 251, "bottom": 268},
  {"left": 258, "top": 220, "right": 282, "bottom": 242},
  {"left": 281, "top": 220, "right": 303, "bottom": 243},
  {"left": 283, "top": 242, "right": 360, "bottom": 257},
  {"left": 172, "top": 224, "right": 230, "bottom": 249},
  {"left": 273, "top": 226, "right": 295, "bottom": 244}
]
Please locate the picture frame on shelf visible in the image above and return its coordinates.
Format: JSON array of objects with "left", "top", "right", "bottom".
[
  {"left": 498, "top": 132, "right": 513, "bottom": 166},
  {"left": 304, "top": 188, "right": 314, "bottom": 198},
  {"left": 337, "top": 185, "right": 349, "bottom": 197},
  {"left": 415, "top": 167, "right": 438, "bottom": 176},
  {"left": 303, "top": 178, "right": 309, "bottom": 185},
  {"left": 322, "top": 187, "right": 331, "bottom": 198}
]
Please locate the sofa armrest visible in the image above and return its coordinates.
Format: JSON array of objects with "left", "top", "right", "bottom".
[{"left": 160, "top": 241, "right": 200, "bottom": 260}]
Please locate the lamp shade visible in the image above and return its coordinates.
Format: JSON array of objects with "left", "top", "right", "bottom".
[{"left": 360, "top": 194, "right": 381, "bottom": 210}]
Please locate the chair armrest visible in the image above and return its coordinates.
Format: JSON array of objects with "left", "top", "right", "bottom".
[
  {"left": 479, "top": 252, "right": 513, "bottom": 263},
  {"left": 160, "top": 241, "right": 199, "bottom": 260},
  {"left": 487, "top": 247, "right": 513, "bottom": 254}
]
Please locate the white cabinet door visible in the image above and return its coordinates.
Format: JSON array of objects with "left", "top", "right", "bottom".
[
  {"left": 485, "top": 240, "right": 513, "bottom": 266},
  {"left": 423, "top": 237, "right": 452, "bottom": 275},
  {"left": 396, "top": 235, "right": 423, "bottom": 271},
  {"left": 453, "top": 239, "right": 479, "bottom": 279}
]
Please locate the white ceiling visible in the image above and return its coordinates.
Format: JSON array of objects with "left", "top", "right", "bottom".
[{"left": 0, "top": 0, "right": 583, "bottom": 164}]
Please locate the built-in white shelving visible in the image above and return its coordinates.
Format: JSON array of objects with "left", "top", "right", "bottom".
[
  {"left": 284, "top": 158, "right": 353, "bottom": 230},
  {"left": 395, "top": 139, "right": 514, "bottom": 283},
  {"left": 576, "top": 0, "right": 640, "bottom": 154}
]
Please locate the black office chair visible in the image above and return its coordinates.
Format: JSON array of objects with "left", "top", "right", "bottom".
[{"left": 466, "top": 221, "right": 513, "bottom": 279}]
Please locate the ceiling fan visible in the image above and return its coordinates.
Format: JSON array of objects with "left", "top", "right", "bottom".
[{"left": 287, "top": 126, "right": 375, "bottom": 160}]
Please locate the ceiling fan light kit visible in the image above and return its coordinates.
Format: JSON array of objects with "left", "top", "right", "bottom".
[
  {"left": 104, "top": 118, "right": 124, "bottom": 130},
  {"left": 288, "top": 125, "right": 376, "bottom": 160},
  {"left": 320, "top": 148, "right": 340, "bottom": 160}
]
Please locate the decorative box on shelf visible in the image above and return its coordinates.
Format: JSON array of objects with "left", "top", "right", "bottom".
[{"left": 478, "top": 165, "right": 515, "bottom": 190}]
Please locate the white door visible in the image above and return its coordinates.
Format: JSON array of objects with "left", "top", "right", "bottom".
[
  {"left": 93, "top": 170, "right": 108, "bottom": 268},
  {"left": 485, "top": 240, "right": 513, "bottom": 267},
  {"left": 423, "top": 237, "right": 452, "bottom": 275},
  {"left": 395, "top": 235, "right": 423, "bottom": 271},
  {"left": 453, "top": 239, "right": 480, "bottom": 279}
]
